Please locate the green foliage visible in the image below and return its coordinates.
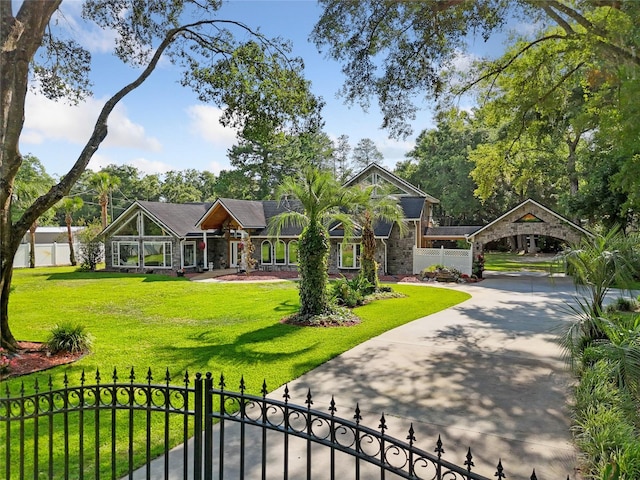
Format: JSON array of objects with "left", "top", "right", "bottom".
[
  {"left": 349, "top": 184, "right": 407, "bottom": 288},
  {"left": 562, "top": 228, "right": 638, "bottom": 317},
  {"left": 12, "top": 154, "right": 56, "bottom": 225},
  {"left": 351, "top": 138, "right": 383, "bottom": 169},
  {"left": 571, "top": 361, "right": 640, "bottom": 479},
  {"left": 269, "top": 168, "right": 362, "bottom": 317},
  {"left": 46, "top": 323, "right": 93, "bottom": 354},
  {"left": 606, "top": 297, "right": 639, "bottom": 314},
  {"left": 396, "top": 108, "right": 496, "bottom": 224},
  {"left": 4, "top": 268, "right": 469, "bottom": 477},
  {"left": 331, "top": 274, "right": 375, "bottom": 308},
  {"left": 298, "top": 222, "right": 330, "bottom": 315},
  {"left": 76, "top": 220, "right": 104, "bottom": 271},
  {"left": 562, "top": 228, "right": 640, "bottom": 478}
]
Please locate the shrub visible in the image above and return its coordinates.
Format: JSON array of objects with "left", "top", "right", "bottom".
[
  {"left": 605, "top": 297, "right": 639, "bottom": 313},
  {"left": 46, "top": 323, "right": 94, "bottom": 354},
  {"left": 331, "top": 274, "right": 374, "bottom": 307},
  {"left": 571, "top": 360, "right": 640, "bottom": 479},
  {"left": 77, "top": 220, "right": 104, "bottom": 271}
]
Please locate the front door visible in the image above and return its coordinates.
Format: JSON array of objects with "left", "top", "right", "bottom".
[{"left": 230, "top": 241, "right": 241, "bottom": 268}]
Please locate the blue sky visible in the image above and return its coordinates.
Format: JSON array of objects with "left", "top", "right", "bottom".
[{"left": 21, "top": 0, "right": 507, "bottom": 179}]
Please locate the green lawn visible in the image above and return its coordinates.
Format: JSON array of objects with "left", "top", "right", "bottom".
[
  {"left": 3, "top": 267, "right": 470, "bottom": 478},
  {"left": 484, "top": 252, "right": 563, "bottom": 272}
]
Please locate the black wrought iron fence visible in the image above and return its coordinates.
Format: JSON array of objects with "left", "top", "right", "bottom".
[{"left": 1, "top": 368, "right": 555, "bottom": 480}]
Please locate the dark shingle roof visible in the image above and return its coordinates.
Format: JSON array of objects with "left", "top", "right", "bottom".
[
  {"left": 424, "top": 226, "right": 483, "bottom": 237},
  {"left": 399, "top": 197, "right": 425, "bottom": 219},
  {"left": 137, "top": 201, "right": 210, "bottom": 237},
  {"left": 217, "top": 198, "right": 266, "bottom": 228},
  {"left": 254, "top": 199, "right": 304, "bottom": 237}
]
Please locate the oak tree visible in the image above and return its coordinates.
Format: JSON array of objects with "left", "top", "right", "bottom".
[{"left": 0, "top": 0, "right": 320, "bottom": 349}]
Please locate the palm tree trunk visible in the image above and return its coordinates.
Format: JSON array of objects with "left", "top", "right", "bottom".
[
  {"left": 298, "top": 222, "right": 329, "bottom": 316},
  {"left": 66, "top": 213, "right": 77, "bottom": 266},
  {"left": 361, "top": 213, "right": 378, "bottom": 288},
  {"left": 29, "top": 222, "right": 37, "bottom": 268},
  {"left": 100, "top": 195, "right": 108, "bottom": 230}
]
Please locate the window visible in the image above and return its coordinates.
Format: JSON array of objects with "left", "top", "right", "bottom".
[
  {"left": 339, "top": 243, "right": 361, "bottom": 269},
  {"left": 182, "top": 241, "right": 196, "bottom": 268},
  {"left": 261, "top": 241, "right": 272, "bottom": 264},
  {"left": 288, "top": 240, "right": 299, "bottom": 265},
  {"left": 112, "top": 241, "right": 139, "bottom": 267},
  {"left": 143, "top": 214, "right": 169, "bottom": 236},
  {"left": 275, "top": 240, "right": 286, "bottom": 265},
  {"left": 143, "top": 241, "right": 172, "bottom": 268},
  {"left": 114, "top": 216, "right": 139, "bottom": 236}
]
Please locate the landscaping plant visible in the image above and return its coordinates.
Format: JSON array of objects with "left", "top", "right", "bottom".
[
  {"left": 46, "top": 322, "right": 94, "bottom": 354},
  {"left": 560, "top": 228, "right": 640, "bottom": 479}
]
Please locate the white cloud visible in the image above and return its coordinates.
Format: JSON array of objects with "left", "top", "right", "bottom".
[
  {"left": 378, "top": 138, "right": 414, "bottom": 168},
  {"left": 86, "top": 153, "right": 173, "bottom": 176},
  {"left": 129, "top": 158, "right": 174, "bottom": 175},
  {"left": 208, "top": 160, "right": 228, "bottom": 176},
  {"left": 54, "top": 3, "right": 118, "bottom": 54},
  {"left": 23, "top": 93, "right": 162, "bottom": 152},
  {"left": 187, "top": 105, "right": 238, "bottom": 147},
  {"left": 86, "top": 153, "right": 112, "bottom": 172},
  {"left": 450, "top": 50, "right": 480, "bottom": 73}
]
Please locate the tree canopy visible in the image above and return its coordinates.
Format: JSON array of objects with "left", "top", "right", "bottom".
[{"left": 0, "top": 0, "right": 324, "bottom": 349}]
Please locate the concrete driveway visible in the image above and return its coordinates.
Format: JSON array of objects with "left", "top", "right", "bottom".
[
  {"left": 133, "top": 271, "right": 580, "bottom": 479},
  {"left": 269, "top": 272, "right": 579, "bottom": 478}
]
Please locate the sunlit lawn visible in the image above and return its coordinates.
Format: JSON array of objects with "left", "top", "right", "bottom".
[
  {"left": 6, "top": 267, "right": 469, "bottom": 395},
  {"left": 2, "top": 267, "right": 471, "bottom": 478},
  {"left": 484, "top": 252, "right": 562, "bottom": 272}
]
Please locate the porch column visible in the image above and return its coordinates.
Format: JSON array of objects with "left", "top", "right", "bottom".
[
  {"left": 528, "top": 235, "right": 537, "bottom": 254},
  {"left": 203, "top": 231, "right": 208, "bottom": 269}
]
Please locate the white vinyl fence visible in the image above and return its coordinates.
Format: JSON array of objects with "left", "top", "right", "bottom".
[
  {"left": 13, "top": 243, "right": 79, "bottom": 268},
  {"left": 413, "top": 246, "right": 473, "bottom": 275}
]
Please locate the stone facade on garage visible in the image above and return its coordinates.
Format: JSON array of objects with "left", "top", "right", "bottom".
[
  {"left": 385, "top": 223, "right": 416, "bottom": 275},
  {"left": 468, "top": 199, "right": 591, "bottom": 255}
]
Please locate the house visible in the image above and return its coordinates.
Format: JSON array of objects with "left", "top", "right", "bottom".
[
  {"left": 101, "top": 164, "right": 590, "bottom": 276},
  {"left": 102, "top": 164, "right": 440, "bottom": 275}
]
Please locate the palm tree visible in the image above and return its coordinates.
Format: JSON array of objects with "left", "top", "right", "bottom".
[
  {"left": 559, "top": 227, "right": 638, "bottom": 365},
  {"left": 89, "top": 172, "right": 121, "bottom": 229},
  {"left": 350, "top": 185, "right": 407, "bottom": 289},
  {"left": 562, "top": 228, "right": 637, "bottom": 318},
  {"left": 12, "top": 155, "right": 54, "bottom": 268},
  {"left": 269, "top": 168, "right": 360, "bottom": 317},
  {"left": 59, "top": 197, "right": 84, "bottom": 266}
]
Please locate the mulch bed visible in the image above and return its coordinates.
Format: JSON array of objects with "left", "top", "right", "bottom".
[
  {"left": 211, "top": 271, "right": 421, "bottom": 283},
  {"left": 1, "top": 342, "right": 85, "bottom": 380}
]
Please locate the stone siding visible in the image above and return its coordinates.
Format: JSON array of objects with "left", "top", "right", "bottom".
[
  {"left": 471, "top": 203, "right": 585, "bottom": 254},
  {"left": 385, "top": 222, "right": 416, "bottom": 275}
]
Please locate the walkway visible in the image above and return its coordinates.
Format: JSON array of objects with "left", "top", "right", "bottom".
[
  {"left": 269, "top": 272, "right": 578, "bottom": 477},
  {"left": 132, "top": 271, "right": 579, "bottom": 479}
]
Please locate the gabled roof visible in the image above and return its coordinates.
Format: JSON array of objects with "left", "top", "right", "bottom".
[
  {"left": 196, "top": 198, "right": 266, "bottom": 230},
  {"left": 467, "top": 199, "right": 592, "bottom": 239},
  {"left": 102, "top": 201, "right": 210, "bottom": 238},
  {"left": 343, "top": 162, "right": 440, "bottom": 204}
]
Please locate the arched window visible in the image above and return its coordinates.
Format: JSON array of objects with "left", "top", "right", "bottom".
[
  {"left": 288, "top": 240, "right": 299, "bottom": 265},
  {"left": 261, "top": 241, "right": 272, "bottom": 264},
  {"left": 275, "top": 240, "right": 286, "bottom": 264}
]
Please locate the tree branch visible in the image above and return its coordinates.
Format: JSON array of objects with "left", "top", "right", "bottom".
[
  {"left": 540, "top": 3, "right": 575, "bottom": 35},
  {"left": 458, "top": 33, "right": 567, "bottom": 95}
]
